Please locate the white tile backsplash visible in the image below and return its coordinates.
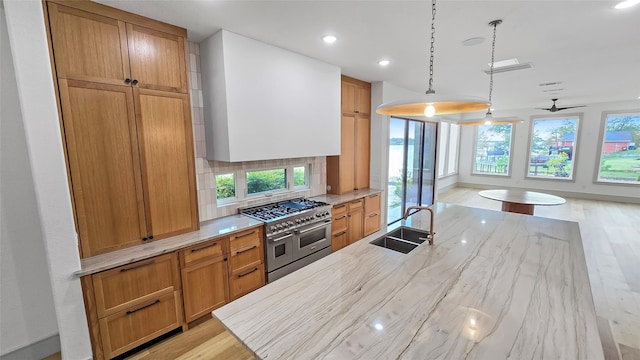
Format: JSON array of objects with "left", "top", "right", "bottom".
[{"left": 187, "top": 42, "right": 326, "bottom": 221}]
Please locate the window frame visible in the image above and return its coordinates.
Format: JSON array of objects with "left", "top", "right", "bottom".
[
  {"left": 446, "top": 123, "right": 460, "bottom": 176},
  {"left": 471, "top": 123, "right": 515, "bottom": 177},
  {"left": 525, "top": 113, "right": 583, "bottom": 182},
  {"left": 593, "top": 109, "right": 640, "bottom": 186}
]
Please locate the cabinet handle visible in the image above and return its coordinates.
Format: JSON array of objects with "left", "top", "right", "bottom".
[
  {"left": 126, "top": 299, "right": 160, "bottom": 315},
  {"left": 334, "top": 231, "right": 346, "bottom": 236},
  {"left": 142, "top": 237, "right": 148, "bottom": 241},
  {"left": 191, "top": 242, "right": 217, "bottom": 252},
  {"left": 120, "top": 260, "right": 155, "bottom": 272},
  {"left": 351, "top": 200, "right": 361, "bottom": 204},
  {"left": 368, "top": 213, "right": 378, "bottom": 218},
  {"left": 124, "top": 78, "right": 131, "bottom": 84},
  {"left": 132, "top": 79, "right": 139, "bottom": 85},
  {"left": 334, "top": 205, "right": 346, "bottom": 209},
  {"left": 148, "top": 235, "right": 154, "bottom": 240},
  {"left": 368, "top": 194, "right": 379, "bottom": 198},
  {"left": 237, "top": 267, "right": 258, "bottom": 278},
  {"left": 348, "top": 214, "right": 351, "bottom": 217},
  {"left": 234, "top": 230, "right": 256, "bottom": 239},
  {"left": 236, "top": 245, "right": 257, "bottom": 255},
  {"left": 335, "top": 215, "right": 346, "bottom": 220}
]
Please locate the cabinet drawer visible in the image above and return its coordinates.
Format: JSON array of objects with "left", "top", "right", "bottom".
[
  {"left": 99, "top": 291, "right": 182, "bottom": 359},
  {"left": 364, "top": 193, "right": 381, "bottom": 214},
  {"left": 182, "top": 239, "right": 226, "bottom": 266},
  {"left": 229, "top": 241, "right": 262, "bottom": 274},
  {"left": 332, "top": 203, "right": 347, "bottom": 217},
  {"left": 230, "top": 228, "right": 261, "bottom": 250},
  {"left": 229, "top": 264, "right": 265, "bottom": 300},
  {"left": 332, "top": 213, "right": 348, "bottom": 233},
  {"left": 331, "top": 230, "right": 348, "bottom": 252},
  {"left": 348, "top": 199, "right": 363, "bottom": 211},
  {"left": 92, "top": 253, "right": 180, "bottom": 317},
  {"left": 364, "top": 211, "right": 381, "bottom": 237}
]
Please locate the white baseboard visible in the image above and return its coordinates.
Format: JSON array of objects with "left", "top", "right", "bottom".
[{"left": 1, "top": 334, "right": 60, "bottom": 360}]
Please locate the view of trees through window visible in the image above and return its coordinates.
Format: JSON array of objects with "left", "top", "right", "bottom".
[
  {"left": 293, "top": 166, "right": 306, "bottom": 187},
  {"left": 527, "top": 116, "right": 579, "bottom": 180},
  {"left": 474, "top": 124, "right": 513, "bottom": 176},
  {"left": 247, "top": 169, "right": 286, "bottom": 195},
  {"left": 216, "top": 174, "right": 235, "bottom": 200},
  {"left": 597, "top": 113, "right": 640, "bottom": 184}
]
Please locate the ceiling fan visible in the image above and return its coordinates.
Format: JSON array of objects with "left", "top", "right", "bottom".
[{"left": 538, "top": 99, "right": 586, "bottom": 112}]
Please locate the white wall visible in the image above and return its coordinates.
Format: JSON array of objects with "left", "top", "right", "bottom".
[
  {"left": 0, "top": 6, "right": 59, "bottom": 357},
  {"left": 3, "top": 1, "right": 92, "bottom": 359},
  {"left": 458, "top": 99, "right": 640, "bottom": 201}
]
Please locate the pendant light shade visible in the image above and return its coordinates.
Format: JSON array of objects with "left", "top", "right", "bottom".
[
  {"left": 375, "top": 0, "right": 489, "bottom": 118},
  {"left": 457, "top": 19, "right": 523, "bottom": 126}
]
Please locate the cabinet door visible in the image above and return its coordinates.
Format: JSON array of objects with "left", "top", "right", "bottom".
[
  {"left": 331, "top": 230, "right": 348, "bottom": 252},
  {"left": 229, "top": 264, "right": 265, "bottom": 300},
  {"left": 364, "top": 211, "right": 381, "bottom": 237},
  {"left": 356, "top": 86, "right": 371, "bottom": 115},
  {"left": 182, "top": 256, "right": 229, "bottom": 323},
  {"left": 347, "top": 207, "right": 364, "bottom": 244},
  {"left": 58, "top": 80, "right": 147, "bottom": 257},
  {"left": 48, "top": 3, "right": 131, "bottom": 86},
  {"left": 134, "top": 89, "right": 198, "bottom": 240},
  {"left": 355, "top": 115, "right": 370, "bottom": 190},
  {"left": 341, "top": 81, "right": 356, "bottom": 114},
  {"left": 127, "top": 24, "right": 188, "bottom": 93},
  {"left": 339, "top": 114, "right": 356, "bottom": 193}
]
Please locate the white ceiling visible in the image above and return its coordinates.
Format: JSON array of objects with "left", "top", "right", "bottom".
[{"left": 97, "top": 0, "right": 640, "bottom": 111}]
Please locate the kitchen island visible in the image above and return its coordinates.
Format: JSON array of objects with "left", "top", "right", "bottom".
[{"left": 213, "top": 203, "right": 603, "bottom": 359}]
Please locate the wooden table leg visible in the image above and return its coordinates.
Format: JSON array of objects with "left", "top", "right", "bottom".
[{"left": 502, "top": 201, "right": 535, "bottom": 215}]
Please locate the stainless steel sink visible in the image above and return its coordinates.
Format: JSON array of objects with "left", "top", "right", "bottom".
[{"left": 370, "top": 227, "right": 433, "bottom": 254}]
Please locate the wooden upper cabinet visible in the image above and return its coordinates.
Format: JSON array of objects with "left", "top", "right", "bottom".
[
  {"left": 135, "top": 89, "right": 198, "bottom": 239},
  {"left": 127, "top": 24, "right": 188, "bottom": 93},
  {"left": 356, "top": 86, "right": 371, "bottom": 115},
  {"left": 58, "top": 79, "right": 147, "bottom": 256},
  {"left": 340, "top": 76, "right": 371, "bottom": 115},
  {"left": 341, "top": 82, "right": 357, "bottom": 114},
  {"left": 48, "top": 3, "right": 130, "bottom": 85}
]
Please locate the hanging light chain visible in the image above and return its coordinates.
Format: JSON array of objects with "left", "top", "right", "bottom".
[
  {"left": 487, "top": 19, "right": 501, "bottom": 111},
  {"left": 426, "top": 0, "right": 436, "bottom": 94}
]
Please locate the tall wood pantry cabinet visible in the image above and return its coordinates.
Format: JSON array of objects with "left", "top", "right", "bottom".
[
  {"left": 326, "top": 76, "right": 371, "bottom": 194},
  {"left": 45, "top": 0, "right": 198, "bottom": 257}
]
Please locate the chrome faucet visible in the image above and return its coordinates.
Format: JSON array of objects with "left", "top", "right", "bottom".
[{"left": 403, "top": 206, "right": 435, "bottom": 245}]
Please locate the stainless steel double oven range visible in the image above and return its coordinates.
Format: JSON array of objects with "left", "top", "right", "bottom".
[{"left": 240, "top": 198, "right": 332, "bottom": 282}]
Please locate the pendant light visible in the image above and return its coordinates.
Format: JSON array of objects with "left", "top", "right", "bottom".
[
  {"left": 457, "top": 20, "right": 523, "bottom": 126},
  {"left": 376, "top": 0, "right": 490, "bottom": 118}
]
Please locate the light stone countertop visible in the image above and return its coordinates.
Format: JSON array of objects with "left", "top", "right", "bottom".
[
  {"left": 213, "top": 203, "right": 603, "bottom": 360},
  {"left": 76, "top": 215, "right": 264, "bottom": 277},
  {"left": 309, "top": 188, "right": 383, "bottom": 205}
]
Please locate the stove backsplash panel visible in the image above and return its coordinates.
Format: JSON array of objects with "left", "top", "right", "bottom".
[{"left": 188, "top": 42, "right": 326, "bottom": 221}]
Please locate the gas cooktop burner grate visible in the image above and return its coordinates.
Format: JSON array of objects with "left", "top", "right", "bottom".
[{"left": 240, "top": 198, "right": 329, "bottom": 222}]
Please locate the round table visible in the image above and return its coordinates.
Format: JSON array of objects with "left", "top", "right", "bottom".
[{"left": 478, "top": 189, "right": 566, "bottom": 215}]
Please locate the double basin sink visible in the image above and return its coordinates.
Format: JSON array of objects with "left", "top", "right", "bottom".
[{"left": 370, "top": 226, "right": 433, "bottom": 254}]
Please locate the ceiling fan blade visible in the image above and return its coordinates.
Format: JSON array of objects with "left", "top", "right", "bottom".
[
  {"left": 556, "top": 105, "right": 586, "bottom": 111},
  {"left": 537, "top": 108, "right": 552, "bottom": 111}
]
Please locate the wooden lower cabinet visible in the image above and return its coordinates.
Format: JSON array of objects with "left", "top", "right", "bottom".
[
  {"left": 332, "top": 193, "right": 382, "bottom": 250},
  {"left": 99, "top": 291, "right": 183, "bottom": 359},
  {"left": 347, "top": 206, "right": 364, "bottom": 244},
  {"left": 364, "top": 211, "right": 381, "bottom": 237},
  {"left": 181, "top": 255, "right": 229, "bottom": 323},
  {"left": 331, "top": 230, "right": 348, "bottom": 252},
  {"left": 230, "top": 264, "right": 265, "bottom": 300}
]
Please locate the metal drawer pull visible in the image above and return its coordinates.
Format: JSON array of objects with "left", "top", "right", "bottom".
[
  {"left": 191, "top": 242, "right": 217, "bottom": 252},
  {"left": 351, "top": 200, "right": 361, "bottom": 204},
  {"left": 335, "top": 215, "right": 346, "bottom": 220},
  {"left": 368, "top": 213, "right": 378, "bottom": 218},
  {"left": 298, "top": 221, "right": 330, "bottom": 234},
  {"left": 126, "top": 299, "right": 160, "bottom": 315},
  {"left": 234, "top": 230, "right": 256, "bottom": 239},
  {"left": 334, "top": 204, "right": 346, "bottom": 209},
  {"left": 368, "top": 194, "right": 379, "bottom": 198},
  {"left": 236, "top": 245, "right": 257, "bottom": 255},
  {"left": 334, "top": 231, "right": 346, "bottom": 236},
  {"left": 120, "top": 260, "right": 155, "bottom": 272},
  {"left": 238, "top": 267, "right": 258, "bottom": 278}
]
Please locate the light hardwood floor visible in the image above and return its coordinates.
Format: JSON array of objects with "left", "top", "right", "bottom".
[{"left": 47, "top": 186, "right": 640, "bottom": 360}]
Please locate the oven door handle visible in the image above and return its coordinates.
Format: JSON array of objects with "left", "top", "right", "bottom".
[
  {"left": 296, "top": 220, "right": 331, "bottom": 235},
  {"left": 270, "top": 233, "right": 293, "bottom": 242}
]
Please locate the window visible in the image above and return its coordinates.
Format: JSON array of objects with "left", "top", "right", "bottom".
[
  {"left": 473, "top": 124, "right": 514, "bottom": 176},
  {"left": 526, "top": 115, "right": 580, "bottom": 180},
  {"left": 387, "top": 117, "right": 437, "bottom": 224},
  {"left": 246, "top": 169, "right": 286, "bottom": 195},
  {"left": 596, "top": 111, "right": 640, "bottom": 184},
  {"left": 437, "top": 122, "right": 448, "bottom": 177},
  {"left": 293, "top": 166, "right": 307, "bottom": 187},
  {"left": 446, "top": 124, "right": 460, "bottom": 175},
  {"left": 215, "top": 173, "right": 236, "bottom": 201}
]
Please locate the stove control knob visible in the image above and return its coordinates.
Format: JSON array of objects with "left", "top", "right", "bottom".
[
  {"left": 269, "top": 226, "right": 276, "bottom": 233},
  {"left": 325, "top": 211, "right": 330, "bottom": 216},
  {"left": 288, "top": 221, "right": 294, "bottom": 226},
  {"left": 277, "top": 224, "right": 283, "bottom": 229},
  {"left": 295, "top": 219, "right": 301, "bottom": 224}
]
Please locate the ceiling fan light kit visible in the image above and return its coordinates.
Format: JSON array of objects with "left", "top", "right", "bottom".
[
  {"left": 375, "top": 0, "right": 489, "bottom": 118},
  {"left": 458, "top": 19, "right": 523, "bottom": 126}
]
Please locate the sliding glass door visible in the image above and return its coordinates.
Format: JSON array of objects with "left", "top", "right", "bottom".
[{"left": 387, "top": 117, "right": 437, "bottom": 224}]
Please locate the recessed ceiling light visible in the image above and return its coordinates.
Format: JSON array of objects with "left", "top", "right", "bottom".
[
  {"left": 489, "top": 58, "right": 519, "bottom": 68},
  {"left": 378, "top": 59, "right": 390, "bottom": 66},
  {"left": 614, "top": 0, "right": 640, "bottom": 9},
  {"left": 322, "top": 35, "right": 337, "bottom": 44},
  {"left": 462, "top": 37, "right": 485, "bottom": 46}
]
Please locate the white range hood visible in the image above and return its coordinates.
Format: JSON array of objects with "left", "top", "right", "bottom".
[{"left": 200, "top": 30, "right": 341, "bottom": 162}]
